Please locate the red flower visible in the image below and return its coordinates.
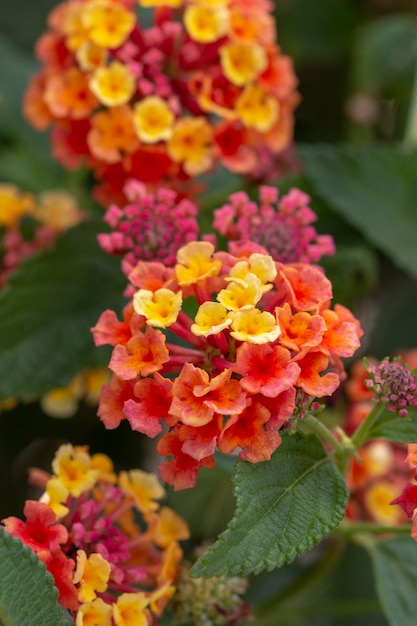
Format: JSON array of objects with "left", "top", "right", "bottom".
[
  {"left": 2, "top": 501, "right": 67, "bottom": 555},
  {"left": 233, "top": 342, "right": 300, "bottom": 397},
  {"left": 157, "top": 432, "right": 216, "bottom": 490}
]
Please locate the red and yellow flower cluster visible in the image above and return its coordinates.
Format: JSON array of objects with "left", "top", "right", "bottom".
[
  {"left": 24, "top": 0, "right": 299, "bottom": 204},
  {"left": 2, "top": 443, "right": 190, "bottom": 625},
  {"left": 0, "top": 183, "right": 85, "bottom": 288},
  {"left": 92, "top": 237, "right": 363, "bottom": 490}
]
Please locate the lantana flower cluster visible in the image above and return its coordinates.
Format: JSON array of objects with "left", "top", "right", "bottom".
[
  {"left": 0, "top": 183, "right": 85, "bottom": 287},
  {"left": 24, "top": 0, "right": 299, "bottom": 204},
  {"left": 92, "top": 237, "right": 363, "bottom": 490},
  {"left": 2, "top": 443, "right": 190, "bottom": 625}
]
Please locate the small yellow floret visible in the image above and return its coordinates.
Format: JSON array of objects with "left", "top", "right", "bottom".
[
  {"left": 40, "top": 374, "right": 84, "bottom": 419},
  {"left": 228, "top": 253, "right": 277, "bottom": 292},
  {"left": 230, "top": 308, "right": 281, "bottom": 344},
  {"left": 76, "top": 598, "right": 112, "bottom": 626},
  {"left": 175, "top": 241, "right": 221, "bottom": 286},
  {"left": 132, "top": 96, "right": 175, "bottom": 143},
  {"left": 36, "top": 190, "right": 85, "bottom": 232},
  {"left": 220, "top": 42, "right": 267, "bottom": 86},
  {"left": 184, "top": 5, "right": 229, "bottom": 43},
  {"left": 235, "top": 83, "right": 279, "bottom": 132},
  {"left": 217, "top": 273, "right": 262, "bottom": 311},
  {"left": 76, "top": 41, "right": 107, "bottom": 71},
  {"left": 0, "top": 184, "right": 35, "bottom": 227},
  {"left": 364, "top": 481, "right": 405, "bottom": 526},
  {"left": 89, "top": 61, "right": 136, "bottom": 107},
  {"left": 113, "top": 592, "right": 150, "bottom": 626},
  {"left": 191, "top": 301, "right": 232, "bottom": 336},
  {"left": 119, "top": 469, "right": 165, "bottom": 514},
  {"left": 132, "top": 288, "right": 182, "bottom": 327},
  {"left": 51, "top": 443, "right": 99, "bottom": 497},
  {"left": 167, "top": 117, "right": 213, "bottom": 175},
  {"left": 81, "top": 0, "right": 135, "bottom": 49},
  {"left": 74, "top": 551, "right": 111, "bottom": 603},
  {"left": 43, "top": 477, "right": 70, "bottom": 518},
  {"left": 151, "top": 505, "right": 190, "bottom": 547}
]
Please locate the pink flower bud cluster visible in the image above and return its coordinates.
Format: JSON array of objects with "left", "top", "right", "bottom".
[
  {"left": 98, "top": 181, "right": 199, "bottom": 278},
  {"left": 213, "top": 186, "right": 335, "bottom": 264},
  {"left": 365, "top": 358, "right": 417, "bottom": 417}
]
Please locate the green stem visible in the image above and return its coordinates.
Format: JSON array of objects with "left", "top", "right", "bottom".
[
  {"left": 300, "top": 414, "right": 346, "bottom": 456},
  {"left": 351, "top": 404, "right": 386, "bottom": 449},
  {"left": 404, "top": 57, "right": 417, "bottom": 148},
  {"left": 338, "top": 520, "right": 412, "bottom": 536}
]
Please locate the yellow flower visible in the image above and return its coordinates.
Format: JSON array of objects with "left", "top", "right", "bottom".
[
  {"left": 138, "top": 0, "right": 181, "bottom": 7},
  {"left": 149, "top": 582, "right": 176, "bottom": 615},
  {"left": 191, "top": 302, "right": 232, "bottom": 336},
  {"left": 220, "top": 42, "right": 267, "bottom": 86},
  {"left": 61, "top": 2, "right": 91, "bottom": 53},
  {"left": 150, "top": 506, "right": 190, "bottom": 548},
  {"left": 235, "top": 83, "right": 279, "bottom": 132},
  {"left": 228, "top": 253, "right": 277, "bottom": 292},
  {"left": 0, "top": 183, "right": 35, "bottom": 227},
  {"left": 36, "top": 190, "right": 85, "bottom": 232},
  {"left": 133, "top": 96, "right": 175, "bottom": 143},
  {"left": 217, "top": 273, "right": 262, "bottom": 311},
  {"left": 184, "top": 5, "right": 229, "bottom": 43},
  {"left": 74, "top": 550, "right": 111, "bottom": 603},
  {"left": 76, "top": 41, "right": 107, "bottom": 71},
  {"left": 90, "top": 61, "right": 136, "bottom": 107},
  {"left": 133, "top": 288, "right": 183, "bottom": 328},
  {"left": 43, "top": 477, "right": 70, "bottom": 518},
  {"left": 51, "top": 444, "right": 99, "bottom": 497},
  {"left": 90, "top": 452, "right": 116, "bottom": 483},
  {"left": 81, "top": 0, "right": 135, "bottom": 49},
  {"left": 167, "top": 117, "right": 213, "bottom": 175},
  {"left": 230, "top": 308, "right": 281, "bottom": 344},
  {"left": 76, "top": 598, "right": 112, "bottom": 626},
  {"left": 40, "top": 373, "right": 84, "bottom": 418},
  {"left": 113, "top": 592, "right": 150, "bottom": 626},
  {"left": 119, "top": 469, "right": 165, "bottom": 514},
  {"left": 175, "top": 241, "right": 221, "bottom": 286},
  {"left": 364, "top": 481, "right": 405, "bottom": 526}
]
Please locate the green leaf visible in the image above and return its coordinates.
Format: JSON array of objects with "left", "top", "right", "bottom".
[
  {"left": 370, "top": 406, "right": 417, "bottom": 443},
  {"left": 190, "top": 433, "right": 348, "bottom": 578},
  {"left": 366, "top": 536, "right": 417, "bottom": 626},
  {"left": 0, "top": 220, "right": 126, "bottom": 402},
  {"left": 299, "top": 144, "right": 417, "bottom": 280},
  {"left": 0, "top": 528, "right": 69, "bottom": 626}
]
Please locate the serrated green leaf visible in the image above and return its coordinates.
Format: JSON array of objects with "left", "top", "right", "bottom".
[
  {"left": 0, "top": 220, "right": 126, "bottom": 401},
  {"left": 370, "top": 406, "right": 417, "bottom": 443},
  {"left": 366, "top": 536, "right": 417, "bottom": 626},
  {"left": 299, "top": 144, "right": 417, "bottom": 280},
  {"left": 190, "top": 433, "right": 348, "bottom": 578},
  {"left": 0, "top": 528, "right": 69, "bottom": 626}
]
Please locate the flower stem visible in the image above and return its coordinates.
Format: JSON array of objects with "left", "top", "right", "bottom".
[
  {"left": 351, "top": 404, "right": 386, "bottom": 449},
  {"left": 300, "top": 414, "right": 346, "bottom": 456}
]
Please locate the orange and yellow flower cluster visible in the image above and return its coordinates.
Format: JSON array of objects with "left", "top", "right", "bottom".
[
  {"left": 0, "top": 183, "right": 85, "bottom": 287},
  {"left": 24, "top": 0, "right": 299, "bottom": 204},
  {"left": 2, "top": 443, "right": 190, "bottom": 625},
  {"left": 92, "top": 238, "right": 363, "bottom": 490}
]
